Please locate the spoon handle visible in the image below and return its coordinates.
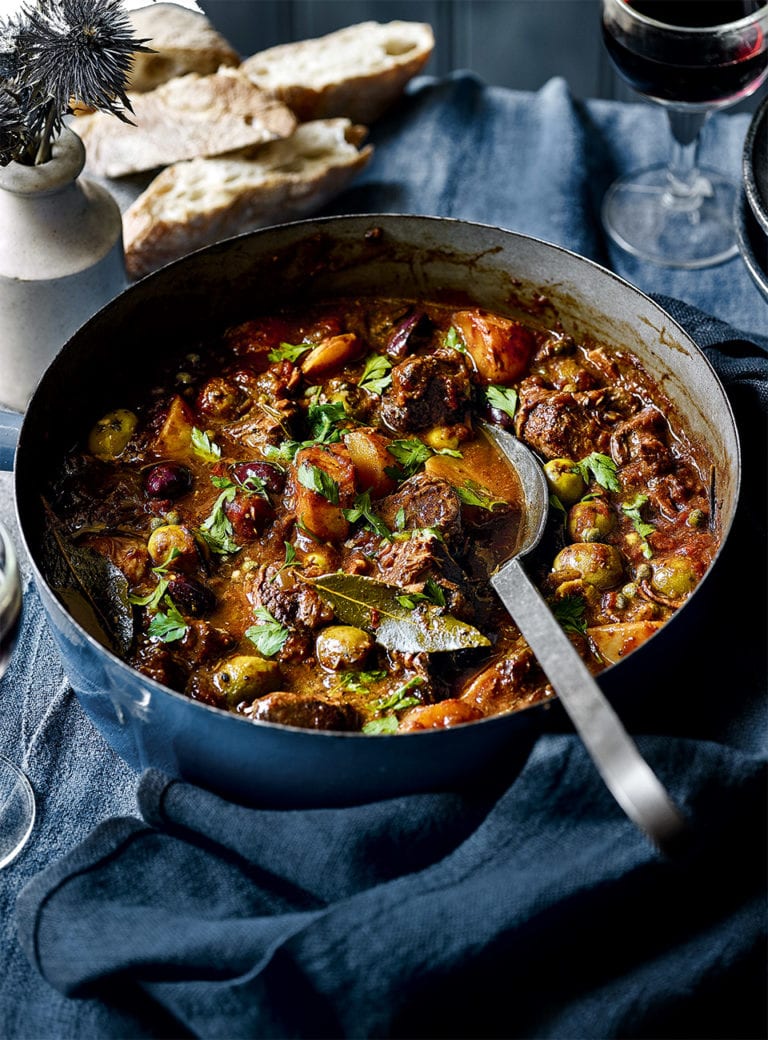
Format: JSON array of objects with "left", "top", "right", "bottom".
[{"left": 492, "top": 557, "right": 688, "bottom": 856}]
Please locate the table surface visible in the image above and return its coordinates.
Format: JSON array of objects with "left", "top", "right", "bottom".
[{"left": 1, "top": 74, "right": 766, "bottom": 1039}]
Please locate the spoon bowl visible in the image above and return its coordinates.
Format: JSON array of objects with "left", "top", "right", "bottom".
[{"left": 481, "top": 422, "right": 688, "bottom": 856}]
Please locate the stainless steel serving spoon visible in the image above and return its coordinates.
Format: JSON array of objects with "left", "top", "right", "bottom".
[{"left": 481, "top": 422, "right": 688, "bottom": 857}]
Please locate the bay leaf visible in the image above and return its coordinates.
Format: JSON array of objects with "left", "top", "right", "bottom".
[
  {"left": 41, "top": 503, "right": 134, "bottom": 656},
  {"left": 309, "top": 573, "right": 490, "bottom": 653}
]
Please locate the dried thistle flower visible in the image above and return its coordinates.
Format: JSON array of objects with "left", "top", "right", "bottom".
[
  {"left": 0, "top": 0, "right": 150, "bottom": 166},
  {"left": 0, "top": 85, "right": 27, "bottom": 164}
]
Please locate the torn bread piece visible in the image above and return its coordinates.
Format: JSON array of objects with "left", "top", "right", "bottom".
[
  {"left": 127, "top": 2, "right": 241, "bottom": 92},
  {"left": 123, "top": 119, "right": 373, "bottom": 280},
  {"left": 75, "top": 68, "right": 297, "bottom": 178},
  {"left": 240, "top": 21, "right": 434, "bottom": 124}
]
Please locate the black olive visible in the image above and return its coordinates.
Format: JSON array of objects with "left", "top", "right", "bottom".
[
  {"left": 166, "top": 575, "right": 216, "bottom": 617},
  {"left": 144, "top": 462, "right": 192, "bottom": 500}
]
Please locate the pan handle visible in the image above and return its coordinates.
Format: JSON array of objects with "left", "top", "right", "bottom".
[{"left": 0, "top": 409, "right": 22, "bottom": 472}]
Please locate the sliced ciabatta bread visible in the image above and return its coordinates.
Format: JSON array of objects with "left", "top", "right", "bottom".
[
  {"left": 76, "top": 68, "right": 297, "bottom": 178},
  {"left": 123, "top": 119, "right": 373, "bottom": 280},
  {"left": 127, "top": 2, "right": 240, "bottom": 92},
  {"left": 240, "top": 21, "right": 434, "bottom": 124}
]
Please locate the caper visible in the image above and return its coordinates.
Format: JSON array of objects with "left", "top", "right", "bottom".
[
  {"left": 553, "top": 542, "right": 623, "bottom": 590},
  {"left": 87, "top": 409, "right": 138, "bottom": 459},
  {"left": 316, "top": 625, "right": 375, "bottom": 671},
  {"left": 543, "top": 458, "right": 586, "bottom": 506},
  {"left": 635, "top": 562, "right": 652, "bottom": 582},
  {"left": 650, "top": 555, "right": 700, "bottom": 599},
  {"left": 567, "top": 498, "right": 615, "bottom": 542},
  {"left": 212, "top": 655, "right": 282, "bottom": 708},
  {"left": 686, "top": 509, "right": 706, "bottom": 528}
]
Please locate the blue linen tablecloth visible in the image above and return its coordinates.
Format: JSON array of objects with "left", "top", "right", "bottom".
[{"left": 1, "top": 74, "right": 766, "bottom": 1039}]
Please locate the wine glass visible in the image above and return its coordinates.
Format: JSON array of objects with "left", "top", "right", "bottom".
[
  {"left": 601, "top": 0, "right": 768, "bottom": 268},
  {"left": 0, "top": 521, "right": 35, "bottom": 869}
]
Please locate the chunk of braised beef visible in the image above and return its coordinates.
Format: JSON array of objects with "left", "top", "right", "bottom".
[
  {"left": 221, "top": 397, "right": 299, "bottom": 451},
  {"left": 378, "top": 474, "right": 464, "bottom": 549},
  {"left": 177, "top": 620, "right": 235, "bottom": 665},
  {"left": 83, "top": 534, "right": 149, "bottom": 585},
  {"left": 515, "top": 382, "right": 610, "bottom": 461},
  {"left": 248, "top": 692, "right": 363, "bottom": 731},
  {"left": 247, "top": 564, "right": 334, "bottom": 632},
  {"left": 133, "top": 643, "right": 188, "bottom": 692},
  {"left": 196, "top": 376, "right": 249, "bottom": 420},
  {"left": 610, "top": 406, "right": 672, "bottom": 487},
  {"left": 224, "top": 317, "right": 295, "bottom": 359},
  {"left": 380, "top": 348, "right": 472, "bottom": 432}
]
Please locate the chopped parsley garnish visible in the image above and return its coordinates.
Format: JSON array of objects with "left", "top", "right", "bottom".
[
  {"left": 455, "top": 479, "right": 508, "bottom": 512},
  {"left": 343, "top": 490, "right": 391, "bottom": 540},
  {"left": 268, "top": 341, "right": 311, "bottom": 363},
  {"left": 552, "top": 594, "right": 587, "bottom": 635},
  {"left": 297, "top": 461, "right": 340, "bottom": 504},
  {"left": 386, "top": 438, "right": 433, "bottom": 479},
  {"left": 358, "top": 353, "right": 393, "bottom": 395},
  {"left": 337, "top": 669, "right": 388, "bottom": 694},
  {"left": 191, "top": 427, "right": 221, "bottom": 462},
  {"left": 245, "top": 607, "right": 290, "bottom": 657},
  {"left": 271, "top": 542, "right": 301, "bottom": 582},
  {"left": 576, "top": 452, "right": 620, "bottom": 493},
  {"left": 129, "top": 548, "right": 181, "bottom": 611},
  {"left": 397, "top": 578, "right": 446, "bottom": 610},
  {"left": 307, "top": 400, "right": 346, "bottom": 442},
  {"left": 362, "top": 676, "right": 425, "bottom": 733},
  {"left": 198, "top": 483, "right": 239, "bottom": 555},
  {"left": 622, "top": 493, "right": 655, "bottom": 559},
  {"left": 486, "top": 385, "right": 519, "bottom": 421},
  {"left": 147, "top": 597, "right": 188, "bottom": 643},
  {"left": 443, "top": 326, "right": 467, "bottom": 353}
]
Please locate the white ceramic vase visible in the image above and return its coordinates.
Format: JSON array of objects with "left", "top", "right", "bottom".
[{"left": 0, "top": 127, "right": 126, "bottom": 412}]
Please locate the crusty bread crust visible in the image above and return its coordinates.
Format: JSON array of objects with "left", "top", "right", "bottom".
[
  {"left": 76, "top": 69, "right": 297, "bottom": 178},
  {"left": 128, "top": 3, "right": 240, "bottom": 92},
  {"left": 240, "top": 21, "right": 434, "bottom": 123},
  {"left": 123, "top": 119, "right": 373, "bottom": 280}
]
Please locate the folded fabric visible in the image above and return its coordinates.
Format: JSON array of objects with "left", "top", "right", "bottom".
[
  {"left": 13, "top": 291, "right": 768, "bottom": 1040},
  {"left": 15, "top": 746, "right": 767, "bottom": 1040}
]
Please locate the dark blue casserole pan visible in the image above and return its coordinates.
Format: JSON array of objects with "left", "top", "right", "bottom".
[{"left": 0, "top": 215, "right": 741, "bottom": 807}]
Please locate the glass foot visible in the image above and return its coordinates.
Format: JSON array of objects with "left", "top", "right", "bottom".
[
  {"left": 602, "top": 164, "right": 739, "bottom": 269},
  {"left": 0, "top": 755, "right": 35, "bottom": 869}
]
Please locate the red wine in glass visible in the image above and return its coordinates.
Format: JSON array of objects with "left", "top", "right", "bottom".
[
  {"left": 601, "top": 0, "right": 768, "bottom": 268},
  {"left": 603, "top": 1, "right": 768, "bottom": 106}
]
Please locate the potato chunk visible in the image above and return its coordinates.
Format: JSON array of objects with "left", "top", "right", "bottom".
[
  {"left": 452, "top": 309, "right": 535, "bottom": 385},
  {"left": 292, "top": 444, "right": 356, "bottom": 542}
]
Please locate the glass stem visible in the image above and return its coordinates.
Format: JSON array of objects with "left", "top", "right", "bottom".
[{"left": 665, "top": 109, "right": 710, "bottom": 204}]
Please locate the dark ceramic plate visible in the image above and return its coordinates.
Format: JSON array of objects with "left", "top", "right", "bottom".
[
  {"left": 736, "top": 190, "right": 768, "bottom": 301},
  {"left": 740, "top": 94, "right": 768, "bottom": 299}
]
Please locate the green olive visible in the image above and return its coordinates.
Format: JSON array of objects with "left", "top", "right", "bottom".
[
  {"left": 87, "top": 409, "right": 138, "bottom": 459},
  {"left": 146, "top": 524, "right": 199, "bottom": 570},
  {"left": 212, "top": 655, "right": 282, "bottom": 707},
  {"left": 650, "top": 555, "right": 700, "bottom": 599},
  {"left": 567, "top": 498, "right": 615, "bottom": 542},
  {"left": 543, "top": 458, "right": 586, "bottom": 506},
  {"left": 553, "top": 542, "right": 624, "bottom": 590},
  {"left": 315, "top": 625, "right": 375, "bottom": 671}
]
